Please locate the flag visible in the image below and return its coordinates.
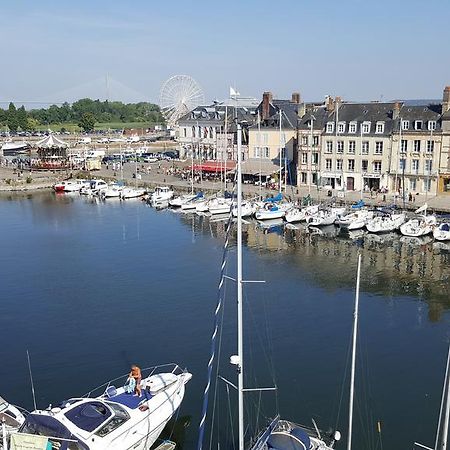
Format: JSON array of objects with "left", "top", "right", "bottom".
[{"left": 230, "top": 86, "right": 240, "bottom": 97}]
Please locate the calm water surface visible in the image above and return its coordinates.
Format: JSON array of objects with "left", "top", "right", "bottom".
[{"left": 0, "top": 192, "right": 449, "bottom": 450}]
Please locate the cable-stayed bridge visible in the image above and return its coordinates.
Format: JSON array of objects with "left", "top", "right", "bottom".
[{"left": 0, "top": 76, "right": 152, "bottom": 108}]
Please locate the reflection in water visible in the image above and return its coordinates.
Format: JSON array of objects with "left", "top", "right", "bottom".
[{"left": 177, "top": 212, "right": 450, "bottom": 322}]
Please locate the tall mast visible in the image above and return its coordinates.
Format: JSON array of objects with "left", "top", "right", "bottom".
[
  {"left": 258, "top": 110, "right": 262, "bottom": 199},
  {"left": 224, "top": 107, "right": 228, "bottom": 191},
  {"left": 236, "top": 122, "right": 244, "bottom": 450},
  {"left": 279, "top": 109, "right": 282, "bottom": 193},
  {"left": 440, "top": 345, "right": 450, "bottom": 450},
  {"left": 347, "top": 253, "right": 362, "bottom": 450}
]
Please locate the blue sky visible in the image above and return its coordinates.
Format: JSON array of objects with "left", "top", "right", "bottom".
[{"left": 1, "top": 0, "right": 449, "bottom": 106}]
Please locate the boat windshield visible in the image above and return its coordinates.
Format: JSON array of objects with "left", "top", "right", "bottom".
[
  {"left": 0, "top": 396, "right": 7, "bottom": 412},
  {"left": 20, "top": 413, "right": 89, "bottom": 450},
  {"left": 95, "top": 402, "right": 130, "bottom": 437},
  {"left": 65, "top": 401, "right": 111, "bottom": 432}
]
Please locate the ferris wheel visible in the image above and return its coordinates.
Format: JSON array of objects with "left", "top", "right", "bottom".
[{"left": 160, "top": 75, "right": 205, "bottom": 128}]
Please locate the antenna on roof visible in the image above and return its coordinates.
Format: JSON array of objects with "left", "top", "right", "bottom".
[{"left": 27, "top": 350, "right": 37, "bottom": 411}]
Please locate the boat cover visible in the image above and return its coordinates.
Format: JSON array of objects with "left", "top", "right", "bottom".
[
  {"left": 267, "top": 428, "right": 310, "bottom": 450},
  {"left": 264, "top": 193, "right": 282, "bottom": 203}
]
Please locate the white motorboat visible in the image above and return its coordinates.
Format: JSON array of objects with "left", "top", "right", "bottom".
[
  {"left": 53, "top": 180, "right": 90, "bottom": 193},
  {"left": 0, "top": 395, "right": 25, "bottom": 442},
  {"left": 80, "top": 179, "right": 108, "bottom": 196},
  {"left": 6, "top": 364, "right": 191, "bottom": 450},
  {"left": 366, "top": 211, "right": 406, "bottom": 233},
  {"left": 101, "top": 183, "right": 124, "bottom": 199},
  {"left": 400, "top": 214, "right": 437, "bottom": 237},
  {"left": 285, "top": 204, "right": 319, "bottom": 223},
  {"left": 336, "top": 209, "right": 374, "bottom": 230},
  {"left": 150, "top": 186, "right": 174, "bottom": 204},
  {"left": 433, "top": 222, "right": 450, "bottom": 241},
  {"left": 307, "top": 207, "right": 345, "bottom": 227},
  {"left": 121, "top": 187, "right": 146, "bottom": 199}
]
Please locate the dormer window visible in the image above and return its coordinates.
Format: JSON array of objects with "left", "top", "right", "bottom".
[
  {"left": 349, "top": 122, "right": 357, "bottom": 134},
  {"left": 414, "top": 120, "right": 423, "bottom": 130},
  {"left": 326, "top": 122, "right": 334, "bottom": 133},
  {"left": 428, "top": 120, "right": 437, "bottom": 131},
  {"left": 401, "top": 120, "right": 409, "bottom": 130},
  {"left": 338, "top": 122, "right": 346, "bottom": 134},
  {"left": 375, "top": 121, "right": 385, "bottom": 134},
  {"left": 362, "top": 121, "right": 371, "bottom": 134}
]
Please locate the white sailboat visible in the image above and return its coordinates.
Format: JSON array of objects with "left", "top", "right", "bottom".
[
  {"left": 433, "top": 222, "right": 450, "bottom": 241},
  {"left": 307, "top": 207, "right": 346, "bottom": 227},
  {"left": 366, "top": 210, "right": 406, "bottom": 233},
  {"left": 400, "top": 204, "right": 437, "bottom": 237},
  {"left": 197, "top": 124, "right": 340, "bottom": 450},
  {"left": 4, "top": 364, "right": 191, "bottom": 450},
  {"left": 336, "top": 209, "right": 374, "bottom": 230},
  {"left": 285, "top": 204, "right": 319, "bottom": 223},
  {"left": 0, "top": 396, "right": 25, "bottom": 446}
]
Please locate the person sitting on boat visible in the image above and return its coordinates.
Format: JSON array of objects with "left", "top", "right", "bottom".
[{"left": 128, "top": 365, "right": 142, "bottom": 396}]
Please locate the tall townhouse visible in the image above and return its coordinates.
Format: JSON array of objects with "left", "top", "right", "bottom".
[
  {"left": 390, "top": 102, "right": 442, "bottom": 195},
  {"left": 176, "top": 99, "right": 258, "bottom": 161},
  {"left": 319, "top": 98, "right": 395, "bottom": 192},
  {"left": 438, "top": 86, "right": 450, "bottom": 193},
  {"left": 247, "top": 92, "right": 299, "bottom": 184},
  {"left": 297, "top": 104, "right": 328, "bottom": 189}
]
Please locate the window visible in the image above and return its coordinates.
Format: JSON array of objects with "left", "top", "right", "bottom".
[
  {"left": 254, "top": 147, "right": 270, "bottom": 158},
  {"left": 262, "top": 133, "right": 268, "bottom": 145},
  {"left": 253, "top": 147, "right": 259, "bottom": 158},
  {"left": 301, "top": 172, "right": 307, "bottom": 184},
  {"left": 302, "top": 136, "right": 308, "bottom": 145},
  {"left": 326, "top": 122, "right": 334, "bottom": 133},
  {"left": 348, "top": 141, "right": 356, "bottom": 154},
  {"left": 412, "top": 159, "right": 419, "bottom": 173},
  {"left": 428, "top": 120, "right": 437, "bottom": 131},
  {"left": 337, "top": 141, "right": 344, "bottom": 153},
  {"left": 413, "top": 140, "right": 421, "bottom": 153},
  {"left": 427, "top": 140, "right": 434, "bottom": 153},
  {"left": 373, "top": 161, "right": 382, "bottom": 173},
  {"left": 361, "top": 160, "right": 368, "bottom": 172},
  {"left": 362, "top": 141, "right": 369, "bottom": 154},
  {"left": 183, "top": 128, "right": 187, "bottom": 138},
  {"left": 336, "top": 159, "right": 343, "bottom": 170},
  {"left": 313, "top": 135, "right": 319, "bottom": 147},
  {"left": 401, "top": 140, "right": 407, "bottom": 153},
  {"left": 375, "top": 141, "right": 383, "bottom": 154},
  {"left": 375, "top": 121, "right": 385, "bottom": 133},
  {"left": 424, "top": 178, "right": 431, "bottom": 192},
  {"left": 301, "top": 153, "right": 308, "bottom": 164},
  {"left": 326, "top": 159, "right": 332, "bottom": 170},
  {"left": 399, "top": 159, "right": 406, "bottom": 171},
  {"left": 402, "top": 120, "right": 409, "bottom": 130},
  {"left": 312, "top": 153, "right": 319, "bottom": 164},
  {"left": 349, "top": 122, "right": 357, "bottom": 133},
  {"left": 425, "top": 160, "right": 433, "bottom": 172},
  {"left": 326, "top": 141, "right": 333, "bottom": 153},
  {"left": 410, "top": 179, "right": 417, "bottom": 191},
  {"left": 338, "top": 122, "right": 346, "bottom": 134},
  {"left": 312, "top": 173, "right": 318, "bottom": 185},
  {"left": 414, "top": 120, "right": 423, "bottom": 130},
  {"left": 348, "top": 159, "right": 355, "bottom": 171},
  {"left": 362, "top": 121, "right": 371, "bottom": 133}
]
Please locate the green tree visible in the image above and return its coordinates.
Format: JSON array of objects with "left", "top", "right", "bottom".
[
  {"left": 17, "top": 106, "right": 28, "bottom": 130},
  {"left": 27, "top": 117, "right": 40, "bottom": 131},
  {"left": 78, "top": 112, "right": 96, "bottom": 132},
  {"left": 7, "top": 102, "right": 18, "bottom": 133}
]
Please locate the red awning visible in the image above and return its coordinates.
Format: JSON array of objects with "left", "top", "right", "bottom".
[{"left": 192, "top": 161, "right": 236, "bottom": 173}]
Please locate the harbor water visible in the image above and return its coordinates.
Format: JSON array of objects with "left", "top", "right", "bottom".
[{"left": 0, "top": 192, "right": 449, "bottom": 450}]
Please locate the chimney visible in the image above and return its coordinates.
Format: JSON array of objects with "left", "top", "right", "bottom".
[
  {"left": 325, "top": 95, "right": 335, "bottom": 112},
  {"left": 335, "top": 96, "right": 342, "bottom": 110},
  {"left": 298, "top": 103, "right": 306, "bottom": 118},
  {"left": 262, "top": 91, "right": 273, "bottom": 120},
  {"left": 393, "top": 101, "right": 401, "bottom": 119},
  {"left": 443, "top": 86, "right": 450, "bottom": 113},
  {"left": 291, "top": 92, "right": 301, "bottom": 104}
]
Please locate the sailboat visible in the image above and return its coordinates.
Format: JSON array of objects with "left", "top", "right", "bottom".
[{"left": 197, "top": 123, "right": 341, "bottom": 450}]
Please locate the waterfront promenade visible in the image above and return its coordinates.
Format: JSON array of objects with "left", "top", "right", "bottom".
[{"left": 1, "top": 160, "right": 449, "bottom": 213}]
